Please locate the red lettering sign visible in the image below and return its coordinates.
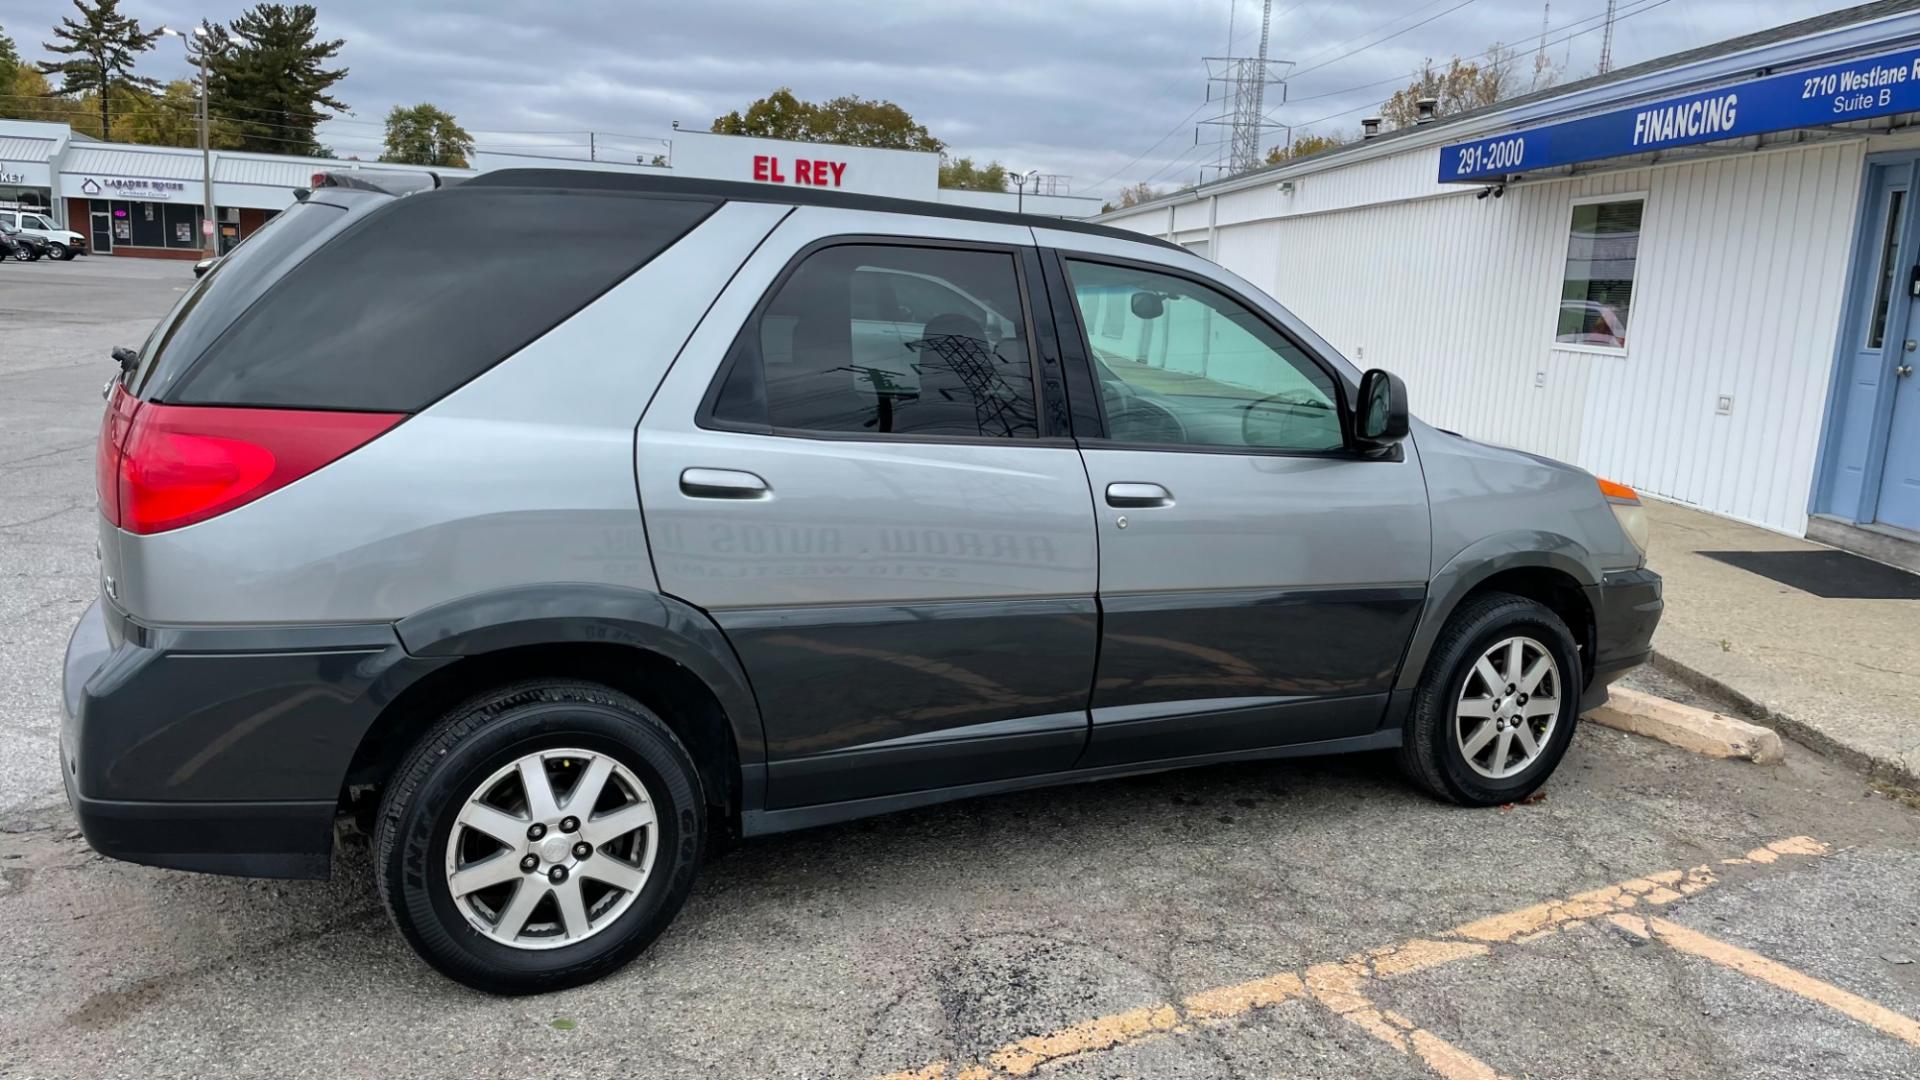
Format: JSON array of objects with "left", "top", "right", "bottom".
[{"left": 749, "top": 155, "right": 847, "bottom": 187}]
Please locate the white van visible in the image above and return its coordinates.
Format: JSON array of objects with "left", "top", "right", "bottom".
[{"left": 0, "top": 206, "right": 86, "bottom": 260}]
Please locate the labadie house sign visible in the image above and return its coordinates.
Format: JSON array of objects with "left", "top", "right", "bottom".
[
  {"left": 75, "top": 175, "right": 190, "bottom": 200},
  {"left": 1439, "top": 43, "right": 1920, "bottom": 182}
]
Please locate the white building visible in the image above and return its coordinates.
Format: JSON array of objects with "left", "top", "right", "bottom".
[
  {"left": 1098, "top": 0, "right": 1920, "bottom": 570},
  {"left": 0, "top": 120, "right": 1098, "bottom": 260}
]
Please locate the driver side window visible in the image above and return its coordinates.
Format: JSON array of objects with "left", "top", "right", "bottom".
[{"left": 1064, "top": 259, "right": 1342, "bottom": 452}]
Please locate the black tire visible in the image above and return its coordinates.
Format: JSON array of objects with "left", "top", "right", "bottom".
[
  {"left": 1398, "top": 592, "right": 1582, "bottom": 806},
  {"left": 375, "top": 679, "right": 705, "bottom": 994},
  {"left": 46, "top": 243, "right": 68, "bottom": 260}
]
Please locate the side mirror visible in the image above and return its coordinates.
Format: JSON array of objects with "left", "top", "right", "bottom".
[
  {"left": 1130, "top": 291, "right": 1164, "bottom": 320},
  {"left": 1354, "top": 369, "right": 1409, "bottom": 448}
]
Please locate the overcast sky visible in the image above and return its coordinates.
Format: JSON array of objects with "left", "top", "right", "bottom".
[{"left": 2, "top": 0, "right": 1858, "bottom": 199}]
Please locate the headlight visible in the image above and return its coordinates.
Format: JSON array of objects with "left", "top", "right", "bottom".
[{"left": 1598, "top": 477, "right": 1648, "bottom": 556}]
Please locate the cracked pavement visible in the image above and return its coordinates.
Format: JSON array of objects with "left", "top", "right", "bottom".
[{"left": 2, "top": 259, "right": 1917, "bottom": 1079}]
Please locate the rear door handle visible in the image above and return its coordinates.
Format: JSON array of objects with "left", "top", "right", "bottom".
[
  {"left": 680, "top": 468, "right": 770, "bottom": 499},
  {"left": 1105, "top": 482, "right": 1173, "bottom": 508}
]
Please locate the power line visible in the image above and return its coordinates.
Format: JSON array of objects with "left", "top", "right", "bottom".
[{"left": 1282, "top": 0, "right": 1677, "bottom": 132}]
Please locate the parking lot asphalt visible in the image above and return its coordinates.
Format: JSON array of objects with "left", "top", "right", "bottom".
[{"left": 2, "top": 260, "right": 1918, "bottom": 1080}]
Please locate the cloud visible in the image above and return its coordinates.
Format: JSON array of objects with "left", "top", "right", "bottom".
[{"left": 0, "top": 0, "right": 1856, "bottom": 199}]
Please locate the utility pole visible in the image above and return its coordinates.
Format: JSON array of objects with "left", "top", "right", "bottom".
[
  {"left": 589, "top": 132, "right": 597, "bottom": 162},
  {"left": 1597, "top": 0, "right": 1618, "bottom": 75},
  {"left": 1201, "top": 0, "right": 1291, "bottom": 178},
  {"left": 160, "top": 24, "right": 240, "bottom": 259}
]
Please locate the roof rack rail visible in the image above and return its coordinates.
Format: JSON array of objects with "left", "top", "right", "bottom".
[
  {"left": 463, "top": 168, "right": 1179, "bottom": 250},
  {"left": 309, "top": 169, "right": 458, "bottom": 197}
]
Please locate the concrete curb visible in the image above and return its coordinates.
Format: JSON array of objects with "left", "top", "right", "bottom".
[
  {"left": 1585, "top": 685, "right": 1785, "bottom": 764},
  {"left": 1649, "top": 651, "right": 1919, "bottom": 788}
]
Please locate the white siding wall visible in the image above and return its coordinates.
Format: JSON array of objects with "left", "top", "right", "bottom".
[{"left": 1107, "top": 138, "right": 1868, "bottom": 536}]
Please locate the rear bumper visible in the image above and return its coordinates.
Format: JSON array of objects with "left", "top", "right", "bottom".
[
  {"left": 1581, "top": 567, "right": 1664, "bottom": 710},
  {"left": 60, "top": 599, "right": 446, "bottom": 880}
]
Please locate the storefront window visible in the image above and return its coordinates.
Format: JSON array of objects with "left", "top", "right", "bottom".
[
  {"left": 0, "top": 184, "right": 51, "bottom": 211},
  {"left": 1555, "top": 197, "right": 1643, "bottom": 351}
]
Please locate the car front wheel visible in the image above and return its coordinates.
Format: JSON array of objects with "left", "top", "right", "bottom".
[
  {"left": 1398, "top": 592, "right": 1581, "bottom": 806},
  {"left": 46, "top": 242, "right": 69, "bottom": 260},
  {"left": 375, "top": 679, "right": 705, "bottom": 994}
]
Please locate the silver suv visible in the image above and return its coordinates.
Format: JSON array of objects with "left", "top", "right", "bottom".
[{"left": 62, "top": 170, "right": 1662, "bottom": 993}]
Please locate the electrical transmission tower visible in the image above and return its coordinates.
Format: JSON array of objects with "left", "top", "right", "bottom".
[
  {"left": 1597, "top": 0, "right": 1618, "bottom": 74},
  {"left": 1532, "top": 3, "right": 1551, "bottom": 90},
  {"left": 1200, "top": 0, "right": 1292, "bottom": 179}
]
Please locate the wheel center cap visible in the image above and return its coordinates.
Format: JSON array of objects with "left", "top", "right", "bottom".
[{"left": 537, "top": 834, "right": 572, "bottom": 864}]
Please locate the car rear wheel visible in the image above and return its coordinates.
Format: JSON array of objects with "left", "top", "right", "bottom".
[
  {"left": 375, "top": 679, "right": 704, "bottom": 994},
  {"left": 1398, "top": 592, "right": 1581, "bottom": 806}
]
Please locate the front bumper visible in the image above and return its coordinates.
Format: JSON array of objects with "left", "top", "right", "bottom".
[
  {"left": 1580, "top": 567, "right": 1664, "bottom": 710},
  {"left": 60, "top": 599, "right": 446, "bottom": 879}
]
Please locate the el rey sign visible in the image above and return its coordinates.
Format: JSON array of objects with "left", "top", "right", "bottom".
[
  {"left": 1440, "top": 43, "right": 1920, "bottom": 182},
  {"left": 751, "top": 154, "right": 848, "bottom": 187}
]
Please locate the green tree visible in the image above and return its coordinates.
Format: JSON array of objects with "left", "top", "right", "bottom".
[
  {"left": 938, "top": 156, "right": 1007, "bottom": 192},
  {"left": 1, "top": 25, "right": 20, "bottom": 88},
  {"left": 380, "top": 102, "right": 474, "bottom": 167},
  {"left": 38, "top": 0, "right": 160, "bottom": 140},
  {"left": 201, "top": 4, "right": 347, "bottom": 156},
  {"left": 1264, "top": 131, "right": 1349, "bottom": 165},
  {"left": 1381, "top": 44, "right": 1523, "bottom": 129},
  {"left": 119, "top": 79, "right": 245, "bottom": 148},
  {"left": 712, "top": 87, "right": 944, "bottom": 151}
]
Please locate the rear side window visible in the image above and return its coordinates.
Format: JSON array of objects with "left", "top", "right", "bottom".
[
  {"left": 708, "top": 244, "right": 1039, "bottom": 439},
  {"left": 132, "top": 200, "right": 349, "bottom": 398},
  {"left": 166, "top": 190, "right": 718, "bottom": 411}
]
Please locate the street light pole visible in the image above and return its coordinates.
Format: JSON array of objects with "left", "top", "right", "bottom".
[
  {"left": 160, "top": 25, "right": 240, "bottom": 259},
  {"left": 196, "top": 40, "right": 213, "bottom": 258},
  {"left": 1011, "top": 169, "right": 1037, "bottom": 215}
]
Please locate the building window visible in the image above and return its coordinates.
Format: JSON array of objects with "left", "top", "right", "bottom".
[
  {"left": 710, "top": 244, "right": 1039, "bottom": 440},
  {"left": 0, "top": 185, "right": 50, "bottom": 211},
  {"left": 1555, "top": 197, "right": 1643, "bottom": 351}
]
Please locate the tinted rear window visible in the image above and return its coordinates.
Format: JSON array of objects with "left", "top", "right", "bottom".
[
  {"left": 132, "top": 200, "right": 350, "bottom": 399},
  {"left": 164, "top": 189, "right": 719, "bottom": 411}
]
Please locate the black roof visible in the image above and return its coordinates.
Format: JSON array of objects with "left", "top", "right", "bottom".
[
  {"left": 462, "top": 168, "right": 1183, "bottom": 250},
  {"left": 1142, "top": 0, "right": 1920, "bottom": 199}
]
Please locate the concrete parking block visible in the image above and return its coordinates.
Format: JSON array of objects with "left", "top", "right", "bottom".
[{"left": 1586, "top": 686, "right": 1785, "bottom": 764}]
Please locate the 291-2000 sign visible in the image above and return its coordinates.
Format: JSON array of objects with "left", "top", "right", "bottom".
[{"left": 1454, "top": 136, "right": 1526, "bottom": 177}]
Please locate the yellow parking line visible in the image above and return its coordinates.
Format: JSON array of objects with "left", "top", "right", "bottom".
[
  {"left": 1609, "top": 914, "right": 1920, "bottom": 1047},
  {"left": 870, "top": 837, "right": 1829, "bottom": 1080},
  {"left": 1305, "top": 961, "right": 1507, "bottom": 1080}
]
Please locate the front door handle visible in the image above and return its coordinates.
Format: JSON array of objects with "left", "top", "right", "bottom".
[
  {"left": 680, "top": 468, "right": 770, "bottom": 499},
  {"left": 1106, "top": 482, "right": 1173, "bottom": 508}
]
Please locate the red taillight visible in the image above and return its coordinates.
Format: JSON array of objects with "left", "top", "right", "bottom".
[
  {"left": 96, "top": 384, "right": 142, "bottom": 522},
  {"left": 111, "top": 403, "right": 403, "bottom": 534}
]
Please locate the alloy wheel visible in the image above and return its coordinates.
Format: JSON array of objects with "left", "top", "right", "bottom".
[
  {"left": 1454, "top": 635, "right": 1561, "bottom": 780},
  {"left": 443, "top": 748, "right": 658, "bottom": 950}
]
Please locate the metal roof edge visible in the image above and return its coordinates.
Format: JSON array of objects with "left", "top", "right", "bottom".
[{"left": 1099, "top": 0, "right": 1920, "bottom": 223}]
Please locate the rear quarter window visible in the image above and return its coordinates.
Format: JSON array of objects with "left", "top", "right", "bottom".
[{"left": 165, "top": 189, "right": 719, "bottom": 411}]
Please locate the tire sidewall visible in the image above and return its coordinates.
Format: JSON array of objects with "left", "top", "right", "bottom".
[
  {"left": 382, "top": 693, "right": 703, "bottom": 993},
  {"left": 47, "top": 243, "right": 67, "bottom": 260},
  {"left": 1426, "top": 601, "right": 1581, "bottom": 805}
]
